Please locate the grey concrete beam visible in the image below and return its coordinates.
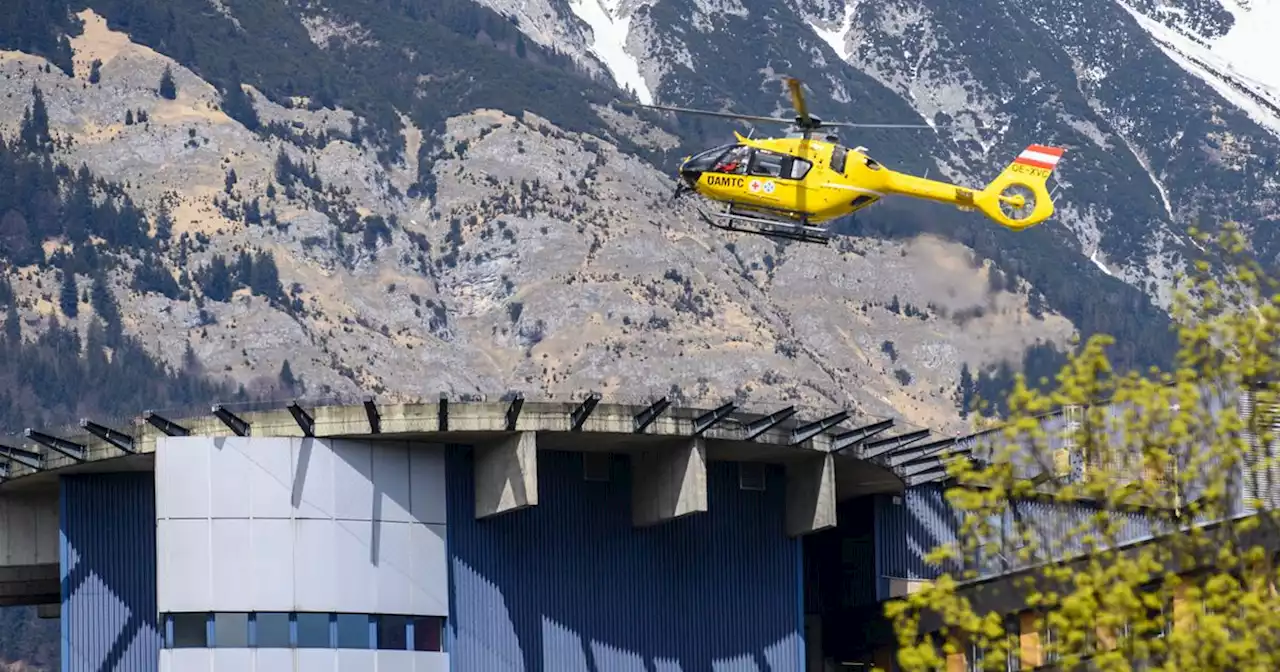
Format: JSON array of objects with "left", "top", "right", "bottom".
[
  {"left": 474, "top": 431, "right": 538, "bottom": 519},
  {"left": 212, "top": 405, "right": 250, "bottom": 436},
  {"left": 24, "top": 430, "right": 86, "bottom": 462},
  {"left": 832, "top": 418, "right": 894, "bottom": 452},
  {"left": 288, "top": 402, "right": 315, "bottom": 437},
  {"left": 37, "top": 603, "right": 58, "bottom": 619},
  {"left": 631, "top": 438, "right": 708, "bottom": 528},
  {"left": 862, "top": 428, "right": 931, "bottom": 460},
  {"left": 785, "top": 452, "right": 837, "bottom": 537},
  {"left": 789, "top": 410, "right": 851, "bottom": 446},
  {"left": 0, "top": 445, "right": 42, "bottom": 471},
  {"left": 633, "top": 397, "right": 670, "bottom": 434},
  {"left": 0, "top": 563, "right": 58, "bottom": 608}
]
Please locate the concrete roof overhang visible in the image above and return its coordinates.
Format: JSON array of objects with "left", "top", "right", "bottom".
[{"left": 0, "top": 396, "right": 971, "bottom": 505}]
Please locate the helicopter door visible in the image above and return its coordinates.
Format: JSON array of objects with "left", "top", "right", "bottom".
[
  {"left": 745, "top": 149, "right": 810, "bottom": 210},
  {"left": 747, "top": 149, "right": 793, "bottom": 204}
]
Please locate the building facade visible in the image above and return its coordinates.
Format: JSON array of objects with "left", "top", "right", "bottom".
[
  {"left": 58, "top": 435, "right": 810, "bottom": 671},
  {"left": 152, "top": 436, "right": 449, "bottom": 671}
]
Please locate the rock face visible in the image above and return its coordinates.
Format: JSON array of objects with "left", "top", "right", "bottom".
[{"left": 0, "top": 10, "right": 1078, "bottom": 435}]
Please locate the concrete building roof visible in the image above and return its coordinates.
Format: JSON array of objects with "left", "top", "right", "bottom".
[{"left": 0, "top": 395, "right": 971, "bottom": 533}]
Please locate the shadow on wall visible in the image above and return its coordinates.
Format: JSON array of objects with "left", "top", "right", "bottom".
[
  {"left": 877, "top": 484, "right": 965, "bottom": 588},
  {"left": 442, "top": 447, "right": 805, "bottom": 672},
  {"left": 61, "top": 472, "right": 161, "bottom": 672}
]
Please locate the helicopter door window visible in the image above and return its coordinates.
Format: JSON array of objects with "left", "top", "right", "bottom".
[
  {"left": 831, "top": 146, "right": 848, "bottom": 173},
  {"left": 788, "top": 158, "right": 812, "bottom": 179},
  {"left": 748, "top": 151, "right": 785, "bottom": 178}
]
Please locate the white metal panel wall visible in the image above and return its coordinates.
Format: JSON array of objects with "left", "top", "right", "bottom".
[
  {"left": 155, "top": 437, "right": 449, "bottom": 615},
  {"left": 159, "top": 648, "right": 450, "bottom": 671}
]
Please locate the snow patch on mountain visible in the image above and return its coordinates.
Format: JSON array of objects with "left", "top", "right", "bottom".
[
  {"left": 568, "top": 0, "right": 654, "bottom": 103},
  {"left": 1212, "top": 1, "right": 1280, "bottom": 96},
  {"left": 809, "top": 2, "right": 857, "bottom": 60},
  {"left": 1117, "top": 0, "right": 1280, "bottom": 136}
]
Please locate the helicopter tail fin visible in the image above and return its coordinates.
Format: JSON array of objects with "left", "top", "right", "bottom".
[{"left": 976, "top": 145, "right": 1065, "bottom": 231}]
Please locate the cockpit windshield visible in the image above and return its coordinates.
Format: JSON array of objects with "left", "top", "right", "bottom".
[{"left": 682, "top": 144, "right": 736, "bottom": 173}]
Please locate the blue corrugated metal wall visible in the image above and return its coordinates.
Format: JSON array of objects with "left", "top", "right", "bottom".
[
  {"left": 61, "top": 472, "right": 160, "bottom": 672},
  {"left": 446, "top": 447, "right": 804, "bottom": 671},
  {"left": 874, "top": 483, "right": 962, "bottom": 588},
  {"left": 874, "top": 484, "right": 1168, "bottom": 597}
]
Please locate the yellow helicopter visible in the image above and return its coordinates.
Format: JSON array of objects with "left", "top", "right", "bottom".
[{"left": 625, "top": 77, "right": 1065, "bottom": 244}]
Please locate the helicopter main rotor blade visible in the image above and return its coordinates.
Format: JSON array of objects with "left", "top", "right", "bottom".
[
  {"left": 821, "top": 121, "right": 933, "bottom": 129},
  {"left": 784, "top": 77, "right": 811, "bottom": 128},
  {"left": 616, "top": 101, "right": 794, "bottom": 126}
]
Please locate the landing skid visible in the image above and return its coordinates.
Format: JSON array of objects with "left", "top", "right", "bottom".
[{"left": 696, "top": 203, "right": 831, "bottom": 245}]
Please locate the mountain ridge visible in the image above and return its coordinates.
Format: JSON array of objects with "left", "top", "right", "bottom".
[{"left": 0, "top": 8, "right": 1087, "bottom": 438}]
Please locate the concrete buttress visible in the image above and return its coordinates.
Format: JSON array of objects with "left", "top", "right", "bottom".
[
  {"left": 474, "top": 431, "right": 538, "bottom": 518},
  {"left": 631, "top": 437, "right": 709, "bottom": 527},
  {"left": 785, "top": 452, "right": 837, "bottom": 536}
]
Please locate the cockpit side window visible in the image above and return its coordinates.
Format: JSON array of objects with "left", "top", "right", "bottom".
[
  {"left": 831, "top": 145, "right": 848, "bottom": 174},
  {"left": 713, "top": 146, "right": 752, "bottom": 174},
  {"left": 748, "top": 150, "right": 785, "bottom": 178}
]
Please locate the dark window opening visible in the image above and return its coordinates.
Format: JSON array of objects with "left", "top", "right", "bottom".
[
  {"left": 378, "top": 615, "right": 410, "bottom": 650},
  {"left": 213, "top": 612, "right": 249, "bottom": 648},
  {"left": 336, "top": 613, "right": 370, "bottom": 649},
  {"left": 296, "top": 613, "right": 330, "bottom": 648},
  {"left": 172, "top": 613, "right": 207, "bottom": 648},
  {"left": 160, "top": 611, "right": 447, "bottom": 650},
  {"left": 255, "top": 612, "right": 290, "bottom": 648},
  {"left": 413, "top": 616, "right": 444, "bottom": 652}
]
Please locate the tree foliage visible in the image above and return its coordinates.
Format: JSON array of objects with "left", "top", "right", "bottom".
[{"left": 886, "top": 222, "right": 1280, "bottom": 671}]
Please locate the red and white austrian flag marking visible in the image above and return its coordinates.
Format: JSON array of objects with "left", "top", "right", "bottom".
[{"left": 1013, "top": 144, "right": 1065, "bottom": 171}]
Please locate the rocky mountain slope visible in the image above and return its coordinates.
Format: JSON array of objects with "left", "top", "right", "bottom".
[
  {"left": 0, "top": 8, "right": 1087, "bottom": 437},
  {"left": 0, "top": 0, "right": 1272, "bottom": 437},
  {"left": 493, "top": 0, "right": 1280, "bottom": 302}
]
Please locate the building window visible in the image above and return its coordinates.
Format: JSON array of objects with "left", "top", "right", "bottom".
[
  {"left": 161, "top": 612, "right": 445, "bottom": 651},
  {"left": 171, "top": 613, "right": 207, "bottom": 648},
  {"left": 1042, "top": 619, "right": 1059, "bottom": 664},
  {"left": 213, "top": 612, "right": 248, "bottom": 647},
  {"left": 413, "top": 616, "right": 443, "bottom": 652},
  {"left": 1005, "top": 614, "right": 1021, "bottom": 672},
  {"left": 296, "top": 613, "right": 331, "bottom": 648},
  {"left": 335, "top": 613, "right": 370, "bottom": 649},
  {"left": 254, "top": 612, "right": 290, "bottom": 648},
  {"left": 967, "top": 641, "right": 984, "bottom": 672},
  {"left": 378, "top": 615, "right": 409, "bottom": 650}
]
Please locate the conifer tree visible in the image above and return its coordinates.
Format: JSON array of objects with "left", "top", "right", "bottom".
[
  {"left": 59, "top": 272, "right": 78, "bottom": 319},
  {"left": 158, "top": 65, "right": 177, "bottom": 100}
]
